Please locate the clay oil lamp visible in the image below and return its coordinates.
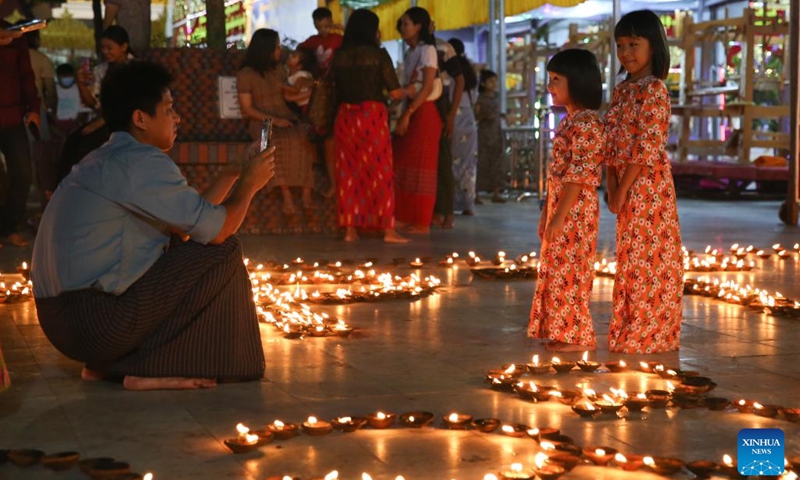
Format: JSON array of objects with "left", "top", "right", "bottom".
[
  {"left": 7, "top": 449, "right": 45, "bottom": 467},
  {"left": 225, "top": 423, "right": 261, "bottom": 453},
  {"left": 576, "top": 351, "right": 600, "bottom": 372},
  {"left": 442, "top": 412, "right": 473, "bottom": 430},
  {"left": 88, "top": 461, "right": 133, "bottom": 478},
  {"left": 302, "top": 416, "right": 333, "bottom": 436},
  {"left": 643, "top": 456, "right": 685, "bottom": 476},
  {"left": 638, "top": 361, "right": 661, "bottom": 373},
  {"left": 328, "top": 321, "right": 354, "bottom": 337},
  {"left": 583, "top": 447, "right": 618, "bottom": 466},
  {"left": 679, "top": 376, "right": 715, "bottom": 395},
  {"left": 752, "top": 402, "right": 780, "bottom": 418},
  {"left": 489, "top": 376, "right": 517, "bottom": 393},
  {"left": 16, "top": 261, "right": 30, "bottom": 280},
  {"left": 704, "top": 397, "right": 730, "bottom": 411},
  {"left": 526, "top": 355, "right": 552, "bottom": 375},
  {"left": 551, "top": 357, "right": 576, "bottom": 373},
  {"left": 332, "top": 416, "right": 368, "bottom": 433},
  {"left": 282, "top": 324, "right": 305, "bottom": 339},
  {"left": 686, "top": 460, "right": 719, "bottom": 479},
  {"left": 530, "top": 427, "right": 561, "bottom": 441},
  {"left": 550, "top": 389, "right": 581, "bottom": 406},
  {"left": 594, "top": 394, "right": 624, "bottom": 414},
  {"left": 614, "top": 453, "right": 645, "bottom": 472},
  {"left": 41, "top": 452, "right": 80, "bottom": 471},
  {"left": 783, "top": 408, "right": 800, "bottom": 423},
  {"left": 399, "top": 411, "right": 435, "bottom": 428},
  {"left": 470, "top": 418, "right": 501, "bottom": 433},
  {"left": 493, "top": 251, "right": 507, "bottom": 266},
  {"left": 654, "top": 365, "right": 680, "bottom": 379},
  {"left": 533, "top": 452, "right": 565, "bottom": 480},
  {"left": 266, "top": 419, "right": 300, "bottom": 440},
  {"left": 572, "top": 400, "right": 600, "bottom": 418},
  {"left": 409, "top": 258, "right": 424, "bottom": 268},
  {"left": 720, "top": 454, "right": 746, "bottom": 479},
  {"left": 623, "top": 393, "right": 650, "bottom": 412},
  {"left": 291, "top": 257, "right": 305, "bottom": 266},
  {"left": 498, "top": 462, "right": 536, "bottom": 480},
  {"left": 79, "top": 458, "right": 116, "bottom": 474},
  {"left": 466, "top": 251, "right": 482, "bottom": 267},
  {"left": 735, "top": 399, "right": 755, "bottom": 414},
  {"left": 500, "top": 423, "right": 529, "bottom": 438},
  {"left": 515, "top": 381, "right": 553, "bottom": 402},
  {"left": 366, "top": 411, "right": 395, "bottom": 429},
  {"left": 309, "top": 325, "right": 329, "bottom": 337},
  {"left": 439, "top": 255, "right": 456, "bottom": 267},
  {"left": 604, "top": 359, "right": 627, "bottom": 373},
  {"left": 645, "top": 389, "right": 671, "bottom": 408},
  {"left": 544, "top": 451, "right": 582, "bottom": 472}
]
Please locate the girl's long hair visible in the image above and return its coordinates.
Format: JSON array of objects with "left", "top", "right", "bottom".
[
  {"left": 242, "top": 29, "right": 280, "bottom": 75},
  {"left": 448, "top": 38, "right": 478, "bottom": 92}
]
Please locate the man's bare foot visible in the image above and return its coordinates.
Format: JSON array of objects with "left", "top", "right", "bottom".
[
  {"left": 81, "top": 367, "right": 108, "bottom": 381},
  {"left": 123, "top": 376, "right": 217, "bottom": 391},
  {"left": 344, "top": 227, "right": 359, "bottom": 242},
  {"left": 545, "top": 341, "right": 596, "bottom": 352},
  {"left": 383, "top": 229, "right": 410, "bottom": 244}
]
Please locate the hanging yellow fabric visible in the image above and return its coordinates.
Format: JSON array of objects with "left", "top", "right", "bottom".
[{"left": 327, "top": 0, "right": 587, "bottom": 41}]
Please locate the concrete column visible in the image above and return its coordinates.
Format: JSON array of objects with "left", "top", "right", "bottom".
[{"left": 499, "top": 0, "right": 507, "bottom": 114}]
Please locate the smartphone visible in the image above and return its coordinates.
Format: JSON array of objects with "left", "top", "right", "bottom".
[
  {"left": 8, "top": 19, "right": 47, "bottom": 33},
  {"left": 260, "top": 118, "right": 273, "bottom": 152}
]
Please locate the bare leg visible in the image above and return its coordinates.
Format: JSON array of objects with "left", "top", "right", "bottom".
[
  {"left": 323, "top": 136, "right": 336, "bottom": 198},
  {"left": 123, "top": 376, "right": 217, "bottom": 391},
  {"left": 281, "top": 186, "right": 296, "bottom": 215},
  {"left": 344, "top": 227, "right": 359, "bottom": 242},
  {"left": 301, "top": 187, "right": 314, "bottom": 209},
  {"left": 383, "top": 228, "right": 410, "bottom": 244}
]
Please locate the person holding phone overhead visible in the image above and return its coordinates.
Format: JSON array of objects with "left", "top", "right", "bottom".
[
  {"left": 32, "top": 61, "right": 276, "bottom": 390},
  {"left": 0, "top": 10, "right": 41, "bottom": 248}
]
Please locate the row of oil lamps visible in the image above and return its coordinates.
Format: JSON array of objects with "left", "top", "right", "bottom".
[
  {"left": 684, "top": 276, "right": 800, "bottom": 317},
  {"left": 484, "top": 353, "right": 800, "bottom": 424},
  {"left": 223, "top": 413, "right": 800, "bottom": 480},
  {"left": 0, "top": 449, "right": 153, "bottom": 479},
  {"left": 0, "top": 262, "right": 32, "bottom": 304}
]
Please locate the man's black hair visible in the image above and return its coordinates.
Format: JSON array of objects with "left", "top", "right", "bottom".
[
  {"left": 546, "top": 49, "right": 603, "bottom": 110},
  {"left": 312, "top": 7, "right": 333, "bottom": 22},
  {"left": 101, "top": 60, "right": 173, "bottom": 133}
]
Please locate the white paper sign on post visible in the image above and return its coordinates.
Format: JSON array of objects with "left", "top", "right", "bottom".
[{"left": 218, "top": 76, "right": 242, "bottom": 119}]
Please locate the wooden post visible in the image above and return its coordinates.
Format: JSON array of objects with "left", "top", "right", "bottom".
[
  {"left": 739, "top": 8, "right": 756, "bottom": 164},
  {"left": 206, "top": 0, "right": 226, "bottom": 50},
  {"left": 499, "top": 0, "right": 507, "bottom": 115},
  {"left": 784, "top": 0, "right": 799, "bottom": 225}
]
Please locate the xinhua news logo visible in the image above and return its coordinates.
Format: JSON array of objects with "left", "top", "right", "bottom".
[{"left": 738, "top": 428, "right": 784, "bottom": 476}]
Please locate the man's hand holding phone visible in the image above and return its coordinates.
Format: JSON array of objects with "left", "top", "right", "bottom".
[{"left": 242, "top": 145, "right": 276, "bottom": 191}]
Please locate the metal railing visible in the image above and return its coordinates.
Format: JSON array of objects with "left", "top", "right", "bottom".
[{"left": 502, "top": 113, "right": 553, "bottom": 204}]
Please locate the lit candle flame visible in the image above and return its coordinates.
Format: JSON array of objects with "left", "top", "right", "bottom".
[
  {"left": 582, "top": 351, "right": 588, "bottom": 362},
  {"left": 540, "top": 441, "right": 555, "bottom": 451},
  {"left": 483, "top": 475, "right": 499, "bottom": 480},
  {"left": 308, "top": 416, "right": 318, "bottom": 425},
  {"left": 532, "top": 354, "right": 539, "bottom": 366},
  {"left": 738, "top": 399, "right": 746, "bottom": 406},
  {"left": 502, "top": 425, "right": 515, "bottom": 433},
  {"left": 273, "top": 420, "right": 285, "bottom": 429},
  {"left": 144, "top": 474, "right": 154, "bottom": 480},
  {"left": 362, "top": 474, "right": 373, "bottom": 480},
  {"left": 595, "top": 448, "right": 606, "bottom": 456},
  {"left": 504, "top": 364, "right": 516, "bottom": 374},
  {"left": 643, "top": 456, "right": 655, "bottom": 467},
  {"left": 753, "top": 402, "right": 764, "bottom": 409},
  {"left": 639, "top": 361, "right": 649, "bottom": 370},
  {"left": 245, "top": 433, "right": 258, "bottom": 445},
  {"left": 325, "top": 471, "right": 339, "bottom": 480},
  {"left": 448, "top": 413, "right": 460, "bottom": 422},
  {"left": 408, "top": 415, "right": 415, "bottom": 422},
  {"left": 510, "top": 463, "right": 523, "bottom": 473},
  {"left": 615, "top": 453, "right": 627, "bottom": 463},
  {"left": 527, "top": 428, "right": 539, "bottom": 436},
  {"left": 552, "top": 357, "right": 561, "bottom": 364},
  {"left": 376, "top": 412, "right": 386, "bottom": 420},
  {"left": 637, "top": 393, "right": 647, "bottom": 400},
  {"left": 535, "top": 452, "right": 548, "bottom": 469},
  {"left": 619, "top": 360, "right": 626, "bottom": 367},
  {"left": 21, "top": 261, "right": 27, "bottom": 270},
  {"left": 723, "top": 454, "right": 733, "bottom": 467},
  {"left": 338, "top": 417, "right": 352, "bottom": 423}
]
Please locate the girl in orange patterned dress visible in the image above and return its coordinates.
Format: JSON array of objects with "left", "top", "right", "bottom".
[
  {"left": 605, "top": 10, "right": 683, "bottom": 354},
  {"left": 528, "top": 49, "right": 605, "bottom": 353}
]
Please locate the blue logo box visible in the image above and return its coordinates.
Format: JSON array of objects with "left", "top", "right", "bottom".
[{"left": 738, "top": 428, "right": 784, "bottom": 476}]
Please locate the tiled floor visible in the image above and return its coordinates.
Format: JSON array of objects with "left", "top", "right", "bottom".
[{"left": 1, "top": 198, "right": 799, "bottom": 479}]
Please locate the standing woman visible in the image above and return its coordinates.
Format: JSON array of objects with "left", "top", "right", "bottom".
[
  {"left": 57, "top": 26, "right": 133, "bottom": 184},
  {"left": 474, "top": 69, "right": 507, "bottom": 203},
  {"left": 447, "top": 38, "right": 478, "bottom": 216},
  {"left": 605, "top": 10, "right": 683, "bottom": 354},
  {"left": 393, "top": 7, "right": 442, "bottom": 234},
  {"left": 331, "top": 9, "right": 409, "bottom": 243},
  {"left": 237, "top": 29, "right": 315, "bottom": 215}
]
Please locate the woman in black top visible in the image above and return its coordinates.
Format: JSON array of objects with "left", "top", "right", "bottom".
[{"left": 331, "top": 9, "right": 409, "bottom": 243}]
